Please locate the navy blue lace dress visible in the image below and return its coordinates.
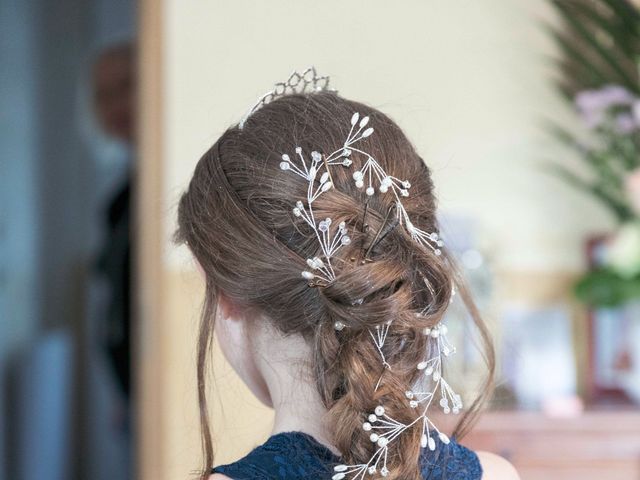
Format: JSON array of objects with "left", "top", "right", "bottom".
[{"left": 212, "top": 431, "right": 482, "bottom": 479}]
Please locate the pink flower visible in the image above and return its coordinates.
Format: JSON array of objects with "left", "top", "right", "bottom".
[
  {"left": 615, "top": 113, "right": 638, "bottom": 134},
  {"left": 627, "top": 168, "right": 640, "bottom": 216},
  {"left": 575, "top": 85, "right": 636, "bottom": 129},
  {"left": 575, "top": 84, "right": 634, "bottom": 111}
]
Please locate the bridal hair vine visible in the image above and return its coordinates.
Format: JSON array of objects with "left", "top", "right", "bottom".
[
  {"left": 250, "top": 67, "right": 460, "bottom": 479},
  {"left": 279, "top": 111, "right": 444, "bottom": 288}
]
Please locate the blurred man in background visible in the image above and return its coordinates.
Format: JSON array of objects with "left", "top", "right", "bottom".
[{"left": 92, "top": 41, "right": 135, "bottom": 417}]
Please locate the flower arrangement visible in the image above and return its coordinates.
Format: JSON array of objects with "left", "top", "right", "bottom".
[
  {"left": 548, "top": 0, "right": 640, "bottom": 307},
  {"left": 568, "top": 85, "right": 640, "bottom": 306}
]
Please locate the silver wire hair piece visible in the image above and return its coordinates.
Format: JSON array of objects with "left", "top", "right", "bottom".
[
  {"left": 271, "top": 74, "right": 458, "bottom": 478},
  {"left": 239, "top": 66, "right": 335, "bottom": 130},
  {"left": 332, "top": 320, "right": 461, "bottom": 479},
  {"left": 282, "top": 147, "right": 351, "bottom": 285},
  {"left": 280, "top": 111, "right": 444, "bottom": 287}
]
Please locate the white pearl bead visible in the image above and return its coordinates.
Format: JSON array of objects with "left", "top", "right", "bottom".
[
  {"left": 428, "top": 436, "right": 436, "bottom": 451},
  {"left": 334, "top": 321, "right": 345, "bottom": 331},
  {"left": 368, "top": 414, "right": 377, "bottom": 423},
  {"left": 369, "top": 433, "right": 379, "bottom": 442},
  {"left": 377, "top": 437, "right": 388, "bottom": 448},
  {"left": 366, "top": 186, "right": 374, "bottom": 196},
  {"left": 363, "top": 422, "right": 372, "bottom": 431},
  {"left": 374, "top": 406, "right": 385, "bottom": 416}
]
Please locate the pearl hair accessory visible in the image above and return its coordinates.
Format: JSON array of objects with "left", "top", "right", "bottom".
[
  {"left": 280, "top": 111, "right": 444, "bottom": 270},
  {"left": 281, "top": 147, "right": 351, "bottom": 286},
  {"left": 268, "top": 68, "right": 460, "bottom": 479},
  {"left": 332, "top": 321, "right": 461, "bottom": 479}
]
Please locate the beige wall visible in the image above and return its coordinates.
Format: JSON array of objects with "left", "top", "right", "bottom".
[{"left": 139, "top": 1, "right": 607, "bottom": 479}]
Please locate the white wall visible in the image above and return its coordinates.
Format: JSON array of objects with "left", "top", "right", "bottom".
[{"left": 162, "top": 0, "right": 613, "bottom": 274}]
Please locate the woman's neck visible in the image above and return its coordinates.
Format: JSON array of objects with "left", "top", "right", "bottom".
[{"left": 253, "top": 327, "right": 341, "bottom": 456}]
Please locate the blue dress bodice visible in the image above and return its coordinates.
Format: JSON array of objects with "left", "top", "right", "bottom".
[{"left": 212, "top": 431, "right": 482, "bottom": 479}]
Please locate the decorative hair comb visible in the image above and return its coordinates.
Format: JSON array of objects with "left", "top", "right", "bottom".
[{"left": 266, "top": 68, "right": 459, "bottom": 479}]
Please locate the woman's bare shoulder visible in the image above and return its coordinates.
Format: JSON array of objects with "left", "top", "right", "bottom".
[
  {"left": 209, "top": 474, "right": 232, "bottom": 480},
  {"left": 476, "top": 451, "right": 520, "bottom": 480}
]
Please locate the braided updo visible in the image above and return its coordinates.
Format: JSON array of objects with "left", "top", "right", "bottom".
[{"left": 175, "top": 91, "right": 494, "bottom": 480}]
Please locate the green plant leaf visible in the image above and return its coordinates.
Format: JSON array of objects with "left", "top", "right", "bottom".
[
  {"left": 551, "top": 0, "right": 639, "bottom": 92},
  {"left": 575, "top": 268, "right": 640, "bottom": 307},
  {"left": 544, "top": 24, "right": 611, "bottom": 87},
  {"left": 545, "top": 162, "right": 634, "bottom": 221}
]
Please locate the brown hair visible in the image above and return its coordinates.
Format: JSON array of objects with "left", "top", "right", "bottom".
[{"left": 175, "top": 92, "right": 494, "bottom": 480}]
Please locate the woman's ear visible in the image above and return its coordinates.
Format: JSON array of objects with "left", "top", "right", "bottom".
[
  {"left": 217, "top": 293, "right": 242, "bottom": 322},
  {"left": 215, "top": 293, "right": 248, "bottom": 368}
]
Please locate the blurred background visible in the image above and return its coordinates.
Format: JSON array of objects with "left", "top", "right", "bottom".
[{"left": 2, "top": 1, "right": 640, "bottom": 480}]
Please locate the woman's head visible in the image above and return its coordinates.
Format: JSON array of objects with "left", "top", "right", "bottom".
[{"left": 176, "top": 91, "right": 494, "bottom": 480}]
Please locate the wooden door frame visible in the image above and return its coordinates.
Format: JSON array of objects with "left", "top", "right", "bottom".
[{"left": 136, "top": 1, "right": 165, "bottom": 479}]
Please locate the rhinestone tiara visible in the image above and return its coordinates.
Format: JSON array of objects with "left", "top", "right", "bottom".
[{"left": 238, "top": 66, "right": 335, "bottom": 129}]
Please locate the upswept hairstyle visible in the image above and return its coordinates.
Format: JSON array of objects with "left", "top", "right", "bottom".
[{"left": 175, "top": 91, "right": 494, "bottom": 480}]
